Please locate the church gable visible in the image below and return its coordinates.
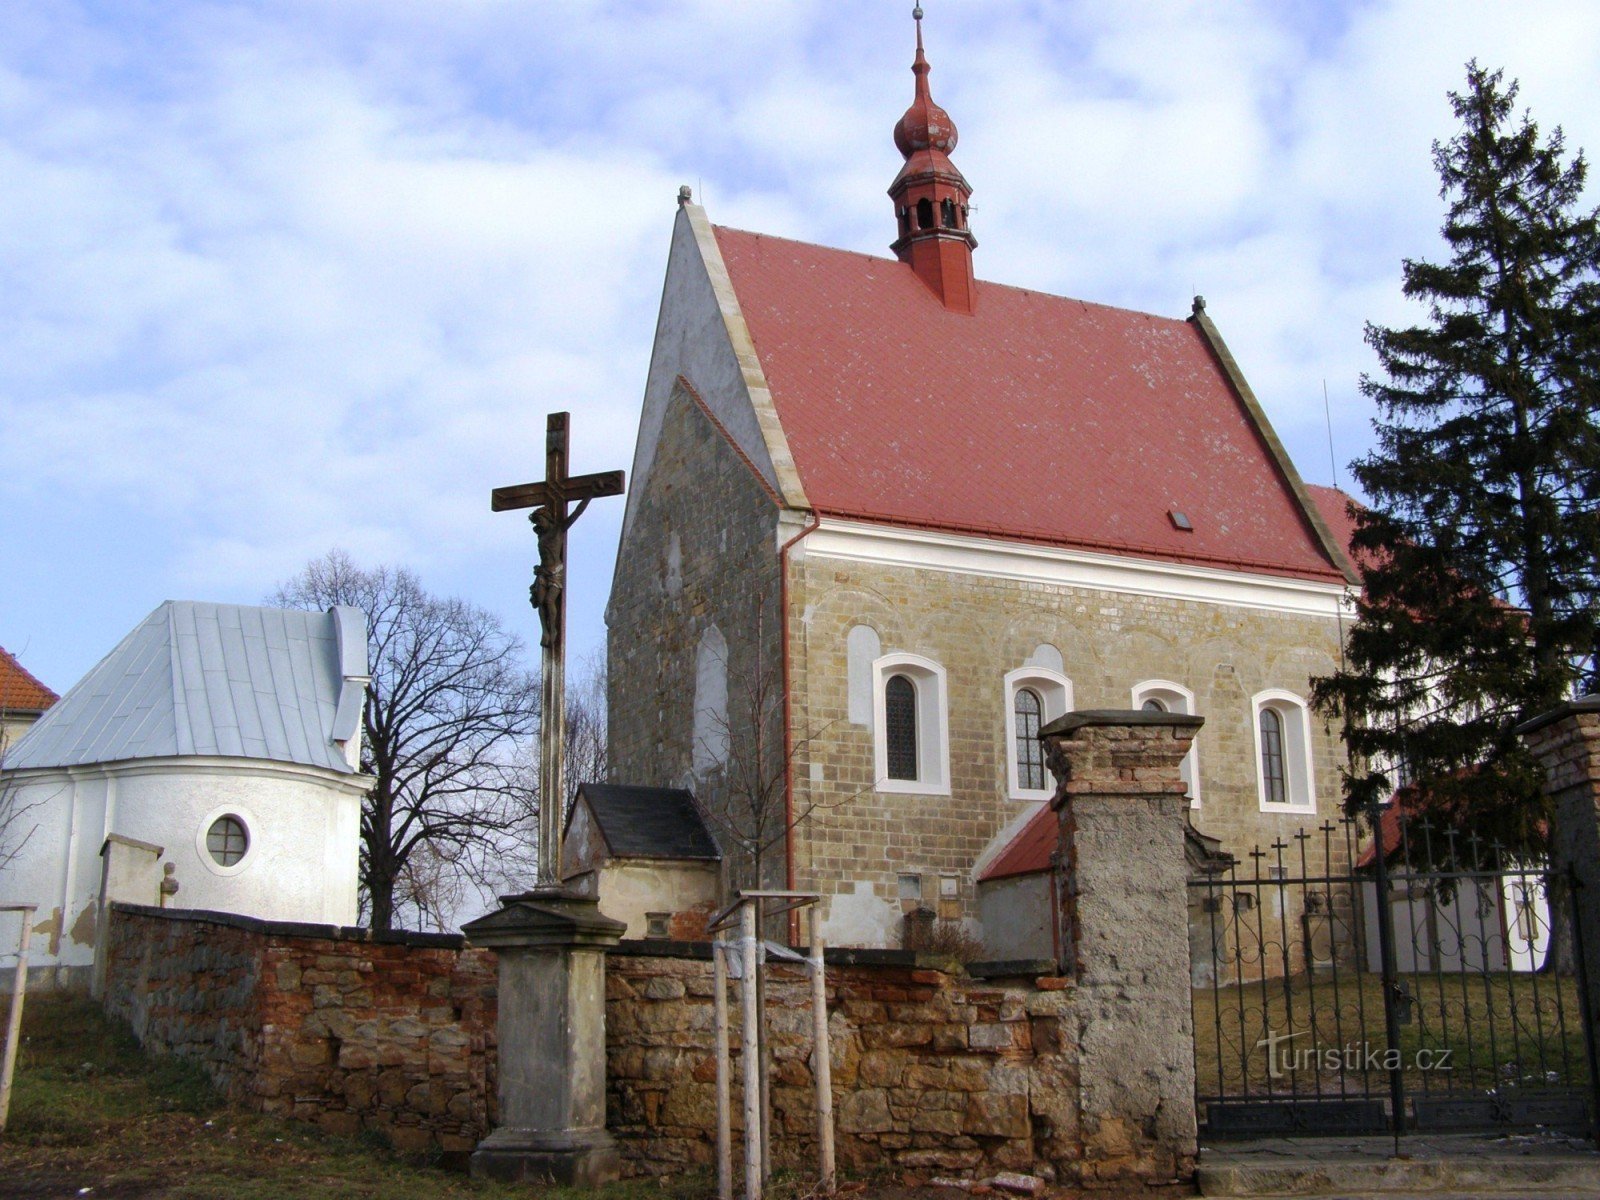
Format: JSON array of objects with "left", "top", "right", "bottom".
[
  {"left": 607, "top": 380, "right": 783, "bottom": 792},
  {"left": 618, "top": 199, "right": 806, "bottom": 558}
]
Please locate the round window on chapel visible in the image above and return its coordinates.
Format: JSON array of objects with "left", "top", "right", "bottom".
[{"left": 206, "top": 815, "right": 249, "bottom": 867}]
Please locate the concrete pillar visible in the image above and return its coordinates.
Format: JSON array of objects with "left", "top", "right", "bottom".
[
  {"left": 1042, "top": 709, "right": 1203, "bottom": 1187},
  {"left": 463, "top": 891, "right": 626, "bottom": 1185},
  {"left": 1518, "top": 696, "right": 1600, "bottom": 1039}
]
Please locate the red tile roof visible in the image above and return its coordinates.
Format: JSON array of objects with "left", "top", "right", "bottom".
[
  {"left": 715, "top": 227, "right": 1346, "bottom": 583},
  {"left": 978, "top": 805, "right": 1058, "bottom": 882},
  {"left": 0, "top": 646, "right": 57, "bottom": 715},
  {"left": 1304, "top": 484, "right": 1373, "bottom": 575}
]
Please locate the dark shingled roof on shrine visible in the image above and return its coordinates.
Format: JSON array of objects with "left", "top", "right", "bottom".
[{"left": 574, "top": 783, "right": 721, "bottom": 861}]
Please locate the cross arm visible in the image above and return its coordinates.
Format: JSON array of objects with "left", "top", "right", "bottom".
[{"left": 490, "top": 469, "right": 626, "bottom": 513}]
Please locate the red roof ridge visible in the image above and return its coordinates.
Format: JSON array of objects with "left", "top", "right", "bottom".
[
  {"left": 0, "top": 645, "right": 58, "bottom": 715},
  {"left": 677, "top": 375, "right": 784, "bottom": 508},
  {"left": 712, "top": 223, "right": 1197, "bottom": 330}
]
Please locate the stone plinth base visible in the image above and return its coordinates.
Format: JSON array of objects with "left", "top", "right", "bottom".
[
  {"left": 463, "top": 888, "right": 626, "bottom": 1189},
  {"left": 470, "top": 1126, "right": 621, "bottom": 1186}
]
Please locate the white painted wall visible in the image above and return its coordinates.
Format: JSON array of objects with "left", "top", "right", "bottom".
[
  {"left": 819, "top": 879, "right": 901, "bottom": 948},
  {"left": 595, "top": 859, "right": 719, "bottom": 940},
  {"left": 1, "top": 756, "right": 366, "bottom": 975}
]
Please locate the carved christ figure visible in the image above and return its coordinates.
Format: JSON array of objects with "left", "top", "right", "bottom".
[{"left": 529, "top": 499, "right": 589, "bottom": 649}]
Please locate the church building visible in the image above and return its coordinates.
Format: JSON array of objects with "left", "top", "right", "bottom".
[{"left": 606, "top": 12, "right": 1359, "bottom": 950}]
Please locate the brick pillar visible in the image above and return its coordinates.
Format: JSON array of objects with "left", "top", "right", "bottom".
[
  {"left": 1042, "top": 709, "right": 1203, "bottom": 1188},
  {"left": 1518, "top": 696, "right": 1600, "bottom": 1043}
]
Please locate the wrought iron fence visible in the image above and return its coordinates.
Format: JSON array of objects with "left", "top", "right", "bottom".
[{"left": 1189, "top": 809, "right": 1598, "bottom": 1139}]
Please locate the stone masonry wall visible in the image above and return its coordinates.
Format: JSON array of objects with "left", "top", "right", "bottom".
[
  {"left": 102, "top": 903, "right": 1100, "bottom": 1183},
  {"left": 103, "top": 899, "right": 1193, "bottom": 1187},
  {"left": 103, "top": 904, "right": 497, "bottom": 1155},
  {"left": 605, "top": 948, "right": 1082, "bottom": 1183},
  {"left": 787, "top": 550, "right": 1349, "bottom": 942},
  {"left": 606, "top": 380, "right": 786, "bottom": 892},
  {"left": 1521, "top": 699, "right": 1600, "bottom": 1054}
]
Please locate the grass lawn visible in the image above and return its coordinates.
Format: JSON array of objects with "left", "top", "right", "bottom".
[
  {"left": 1193, "top": 969, "right": 1591, "bottom": 1102},
  {"left": 0, "top": 993, "right": 719, "bottom": 1200}
]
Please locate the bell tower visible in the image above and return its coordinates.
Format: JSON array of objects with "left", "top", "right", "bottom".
[{"left": 889, "top": 5, "right": 977, "bottom": 314}]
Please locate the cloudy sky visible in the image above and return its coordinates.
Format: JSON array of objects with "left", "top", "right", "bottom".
[{"left": 2, "top": 0, "right": 1597, "bottom": 695}]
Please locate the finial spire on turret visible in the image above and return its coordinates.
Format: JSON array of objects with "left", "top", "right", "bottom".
[{"left": 888, "top": 3, "right": 977, "bottom": 313}]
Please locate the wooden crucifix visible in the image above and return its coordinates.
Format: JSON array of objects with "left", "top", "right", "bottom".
[{"left": 493, "top": 412, "right": 625, "bottom": 890}]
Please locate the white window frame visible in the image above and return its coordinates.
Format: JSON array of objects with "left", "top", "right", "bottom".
[
  {"left": 1004, "top": 667, "right": 1072, "bottom": 801},
  {"left": 1131, "top": 679, "right": 1201, "bottom": 809},
  {"left": 196, "top": 803, "right": 258, "bottom": 877},
  {"left": 1251, "top": 688, "right": 1316, "bottom": 813},
  {"left": 872, "top": 653, "right": 950, "bottom": 795}
]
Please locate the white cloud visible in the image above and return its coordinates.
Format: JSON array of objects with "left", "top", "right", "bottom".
[{"left": 1, "top": 0, "right": 1598, "bottom": 689}]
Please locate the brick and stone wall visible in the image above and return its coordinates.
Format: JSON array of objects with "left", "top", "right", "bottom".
[
  {"left": 606, "top": 947, "right": 1078, "bottom": 1181},
  {"left": 102, "top": 904, "right": 497, "bottom": 1155},
  {"left": 103, "top": 905, "right": 1094, "bottom": 1180}
]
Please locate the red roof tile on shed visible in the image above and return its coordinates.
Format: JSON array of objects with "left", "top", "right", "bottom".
[
  {"left": 979, "top": 805, "right": 1058, "bottom": 882},
  {"left": 0, "top": 646, "right": 57, "bottom": 715},
  {"left": 714, "top": 226, "right": 1346, "bottom": 583}
]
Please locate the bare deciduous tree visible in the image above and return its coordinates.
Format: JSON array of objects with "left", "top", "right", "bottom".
[
  {"left": 0, "top": 735, "right": 44, "bottom": 876},
  {"left": 563, "top": 649, "right": 609, "bottom": 808},
  {"left": 0, "top": 696, "right": 58, "bottom": 875},
  {"left": 271, "top": 551, "right": 541, "bottom": 931},
  {"left": 695, "top": 598, "right": 861, "bottom": 900}
]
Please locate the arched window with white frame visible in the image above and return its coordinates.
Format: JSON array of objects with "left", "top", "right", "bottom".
[
  {"left": 1251, "top": 689, "right": 1316, "bottom": 812},
  {"left": 872, "top": 653, "right": 950, "bottom": 794},
  {"left": 1004, "top": 666, "right": 1072, "bottom": 800},
  {"left": 1131, "top": 680, "right": 1200, "bottom": 808}
]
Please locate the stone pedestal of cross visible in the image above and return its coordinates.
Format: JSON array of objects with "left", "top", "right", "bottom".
[{"left": 466, "top": 411, "right": 628, "bottom": 1187}]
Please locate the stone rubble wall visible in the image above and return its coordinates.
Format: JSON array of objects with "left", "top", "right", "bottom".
[
  {"left": 102, "top": 903, "right": 497, "bottom": 1155},
  {"left": 103, "top": 907, "right": 1115, "bottom": 1183},
  {"left": 606, "top": 948, "right": 1081, "bottom": 1181}
]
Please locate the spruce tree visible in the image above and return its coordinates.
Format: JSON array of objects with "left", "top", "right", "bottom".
[{"left": 1312, "top": 63, "right": 1600, "bottom": 857}]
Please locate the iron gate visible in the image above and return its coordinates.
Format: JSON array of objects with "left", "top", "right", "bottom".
[{"left": 1189, "top": 809, "right": 1599, "bottom": 1139}]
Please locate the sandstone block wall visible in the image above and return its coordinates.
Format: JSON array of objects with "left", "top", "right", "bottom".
[
  {"left": 606, "top": 948, "right": 1082, "bottom": 1181},
  {"left": 103, "top": 904, "right": 497, "bottom": 1154},
  {"left": 787, "top": 551, "right": 1349, "bottom": 941}
]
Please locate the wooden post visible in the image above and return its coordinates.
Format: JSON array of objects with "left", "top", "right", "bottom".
[
  {"left": 810, "top": 933, "right": 835, "bottom": 1191},
  {"left": 740, "top": 901, "right": 762, "bottom": 1200},
  {"left": 757, "top": 948, "right": 771, "bottom": 1185},
  {"left": 0, "top": 904, "right": 36, "bottom": 1135},
  {"left": 714, "top": 940, "right": 733, "bottom": 1200}
]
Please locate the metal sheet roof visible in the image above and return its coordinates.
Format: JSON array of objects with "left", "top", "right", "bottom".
[{"left": 5, "top": 601, "right": 366, "bottom": 774}]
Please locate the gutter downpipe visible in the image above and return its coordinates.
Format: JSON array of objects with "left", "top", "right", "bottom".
[{"left": 779, "top": 508, "right": 823, "bottom": 944}]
